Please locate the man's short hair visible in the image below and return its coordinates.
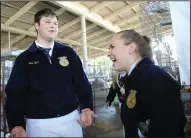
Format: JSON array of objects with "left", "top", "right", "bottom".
[{"left": 34, "top": 8, "right": 57, "bottom": 24}]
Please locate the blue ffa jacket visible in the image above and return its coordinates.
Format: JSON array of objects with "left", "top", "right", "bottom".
[
  {"left": 5, "top": 42, "right": 93, "bottom": 131},
  {"left": 120, "top": 57, "right": 186, "bottom": 137}
]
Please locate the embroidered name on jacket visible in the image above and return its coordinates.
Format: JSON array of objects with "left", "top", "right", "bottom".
[{"left": 29, "top": 61, "right": 39, "bottom": 64}]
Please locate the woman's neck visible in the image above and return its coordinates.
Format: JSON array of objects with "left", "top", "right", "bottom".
[{"left": 126, "top": 55, "right": 142, "bottom": 74}]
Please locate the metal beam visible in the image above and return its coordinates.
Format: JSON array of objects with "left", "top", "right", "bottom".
[
  {"left": 5, "top": 2, "right": 38, "bottom": 26},
  {"left": 54, "top": 1, "right": 121, "bottom": 33},
  {"left": 8, "top": 29, "right": 11, "bottom": 51},
  {"left": 81, "top": 14, "right": 88, "bottom": 71},
  {"left": 90, "top": 2, "right": 114, "bottom": 13},
  {"left": 87, "top": 30, "right": 109, "bottom": 41},
  {"left": 89, "top": 51, "right": 106, "bottom": 58},
  {"left": 136, "top": 25, "right": 173, "bottom": 36},
  {"left": 114, "top": 12, "right": 140, "bottom": 26},
  {"left": 103, "top": 2, "right": 144, "bottom": 20},
  {"left": 78, "top": 49, "right": 105, "bottom": 58},
  {"left": 1, "top": 23, "right": 108, "bottom": 52},
  {"left": 130, "top": 14, "right": 171, "bottom": 31},
  {"left": 125, "top": 1, "right": 137, "bottom": 13},
  {"left": 77, "top": 29, "right": 108, "bottom": 42},
  {"left": 54, "top": 8, "right": 66, "bottom": 16},
  {"left": 95, "top": 41, "right": 109, "bottom": 48},
  {"left": 77, "top": 41, "right": 109, "bottom": 55},
  {"left": 106, "top": 4, "right": 124, "bottom": 21},
  {"left": 59, "top": 17, "right": 80, "bottom": 32},
  {"left": 89, "top": 45, "right": 109, "bottom": 55},
  {"left": 1, "top": 24, "right": 36, "bottom": 37},
  {"left": 89, "top": 34, "right": 113, "bottom": 45},
  {"left": 121, "top": 16, "right": 160, "bottom": 31},
  {"left": 64, "top": 24, "right": 97, "bottom": 39},
  {"left": 100, "top": 41, "right": 110, "bottom": 47},
  {"left": 3, "top": 26, "right": 35, "bottom": 48}
]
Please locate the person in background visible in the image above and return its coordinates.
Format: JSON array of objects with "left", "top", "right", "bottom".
[
  {"left": 106, "top": 71, "right": 126, "bottom": 109},
  {"left": 5, "top": 8, "right": 95, "bottom": 137},
  {"left": 108, "top": 29, "right": 186, "bottom": 137}
]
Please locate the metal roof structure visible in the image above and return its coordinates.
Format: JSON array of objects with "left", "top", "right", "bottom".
[{"left": 1, "top": 1, "right": 173, "bottom": 59}]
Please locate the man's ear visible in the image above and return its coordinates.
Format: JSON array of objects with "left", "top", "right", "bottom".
[
  {"left": 128, "top": 42, "right": 137, "bottom": 54},
  {"left": 34, "top": 23, "right": 39, "bottom": 31}
]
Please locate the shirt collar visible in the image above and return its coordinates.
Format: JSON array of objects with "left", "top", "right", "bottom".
[
  {"left": 28, "top": 41, "right": 63, "bottom": 52},
  {"left": 119, "top": 71, "right": 126, "bottom": 78},
  {"left": 121, "top": 56, "right": 154, "bottom": 84},
  {"left": 128, "top": 57, "right": 142, "bottom": 76},
  {"left": 35, "top": 40, "right": 54, "bottom": 49}
]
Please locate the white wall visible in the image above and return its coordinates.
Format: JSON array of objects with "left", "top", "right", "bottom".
[{"left": 169, "top": 1, "right": 190, "bottom": 86}]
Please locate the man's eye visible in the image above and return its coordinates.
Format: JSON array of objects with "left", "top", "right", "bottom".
[{"left": 109, "top": 45, "right": 114, "bottom": 49}]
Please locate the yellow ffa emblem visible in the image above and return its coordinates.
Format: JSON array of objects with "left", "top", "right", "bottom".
[
  {"left": 126, "top": 90, "right": 137, "bottom": 109},
  {"left": 58, "top": 56, "right": 69, "bottom": 67}
]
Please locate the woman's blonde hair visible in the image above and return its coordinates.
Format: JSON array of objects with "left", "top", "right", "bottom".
[
  {"left": 112, "top": 72, "right": 118, "bottom": 90},
  {"left": 116, "top": 29, "right": 153, "bottom": 58}
]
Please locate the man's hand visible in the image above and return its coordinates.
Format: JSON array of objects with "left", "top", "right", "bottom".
[
  {"left": 106, "top": 102, "right": 110, "bottom": 109},
  {"left": 77, "top": 108, "right": 97, "bottom": 127},
  {"left": 9, "top": 126, "right": 27, "bottom": 137}
]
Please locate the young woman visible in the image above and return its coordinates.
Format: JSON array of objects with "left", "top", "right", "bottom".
[{"left": 108, "top": 29, "right": 186, "bottom": 137}]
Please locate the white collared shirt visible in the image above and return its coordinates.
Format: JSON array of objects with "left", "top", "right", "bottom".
[
  {"left": 35, "top": 41, "right": 54, "bottom": 56},
  {"left": 119, "top": 71, "right": 126, "bottom": 78},
  {"left": 128, "top": 57, "right": 142, "bottom": 76}
]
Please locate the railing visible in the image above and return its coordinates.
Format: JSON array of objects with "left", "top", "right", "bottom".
[
  {"left": 181, "top": 85, "right": 191, "bottom": 136},
  {"left": 1, "top": 64, "right": 9, "bottom": 138}
]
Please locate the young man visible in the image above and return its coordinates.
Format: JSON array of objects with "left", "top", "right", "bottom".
[
  {"left": 5, "top": 8, "right": 95, "bottom": 137},
  {"left": 108, "top": 29, "right": 186, "bottom": 137}
]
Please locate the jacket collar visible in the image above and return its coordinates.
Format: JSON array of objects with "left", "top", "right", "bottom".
[
  {"left": 28, "top": 41, "right": 62, "bottom": 52},
  {"left": 121, "top": 57, "right": 154, "bottom": 84}
]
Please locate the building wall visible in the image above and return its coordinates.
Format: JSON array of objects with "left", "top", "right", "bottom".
[{"left": 169, "top": 1, "right": 190, "bottom": 85}]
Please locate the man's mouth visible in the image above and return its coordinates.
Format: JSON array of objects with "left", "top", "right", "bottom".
[
  {"left": 49, "top": 30, "right": 55, "bottom": 33},
  {"left": 110, "top": 57, "right": 116, "bottom": 63}
]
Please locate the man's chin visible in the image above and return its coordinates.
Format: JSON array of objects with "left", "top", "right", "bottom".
[{"left": 47, "top": 37, "right": 54, "bottom": 42}]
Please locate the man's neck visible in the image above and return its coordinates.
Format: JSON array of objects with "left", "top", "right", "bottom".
[{"left": 36, "top": 37, "right": 54, "bottom": 48}]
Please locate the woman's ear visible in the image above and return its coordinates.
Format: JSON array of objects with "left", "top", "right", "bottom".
[{"left": 128, "top": 42, "right": 137, "bottom": 54}]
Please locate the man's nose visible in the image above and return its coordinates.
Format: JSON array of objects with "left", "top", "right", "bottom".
[
  {"left": 50, "top": 25, "right": 54, "bottom": 28},
  {"left": 107, "top": 49, "right": 111, "bottom": 57},
  {"left": 50, "top": 23, "right": 56, "bottom": 28}
]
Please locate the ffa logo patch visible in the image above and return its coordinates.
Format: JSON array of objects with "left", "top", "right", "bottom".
[
  {"left": 126, "top": 90, "right": 137, "bottom": 109},
  {"left": 58, "top": 56, "right": 69, "bottom": 67}
]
